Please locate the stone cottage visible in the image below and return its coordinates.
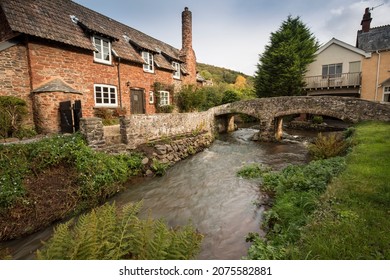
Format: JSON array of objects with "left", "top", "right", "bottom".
[{"left": 0, "top": 0, "right": 197, "bottom": 133}]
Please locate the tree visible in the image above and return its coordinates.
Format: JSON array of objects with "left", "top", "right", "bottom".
[
  {"left": 254, "top": 16, "right": 319, "bottom": 98},
  {"left": 234, "top": 75, "right": 247, "bottom": 89}
]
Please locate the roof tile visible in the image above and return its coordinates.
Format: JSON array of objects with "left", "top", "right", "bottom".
[{"left": 0, "top": 0, "right": 183, "bottom": 67}]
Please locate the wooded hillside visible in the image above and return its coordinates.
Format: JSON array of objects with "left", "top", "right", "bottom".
[{"left": 197, "top": 62, "right": 253, "bottom": 85}]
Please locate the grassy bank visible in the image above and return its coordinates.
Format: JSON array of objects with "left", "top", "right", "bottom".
[
  {"left": 0, "top": 134, "right": 143, "bottom": 240},
  {"left": 246, "top": 121, "right": 390, "bottom": 259},
  {"left": 294, "top": 121, "right": 390, "bottom": 259}
]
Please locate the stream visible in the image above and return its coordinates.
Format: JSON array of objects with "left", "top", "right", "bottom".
[{"left": 3, "top": 126, "right": 314, "bottom": 260}]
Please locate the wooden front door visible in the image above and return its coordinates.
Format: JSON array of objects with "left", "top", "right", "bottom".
[{"left": 130, "top": 89, "right": 145, "bottom": 114}]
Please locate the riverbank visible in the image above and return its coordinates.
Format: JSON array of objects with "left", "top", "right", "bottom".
[
  {"left": 0, "top": 132, "right": 212, "bottom": 242},
  {"left": 293, "top": 121, "right": 390, "bottom": 259},
  {"left": 247, "top": 121, "right": 390, "bottom": 259}
]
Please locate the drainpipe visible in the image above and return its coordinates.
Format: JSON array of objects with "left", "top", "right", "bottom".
[
  {"left": 374, "top": 50, "right": 381, "bottom": 101},
  {"left": 117, "top": 57, "right": 123, "bottom": 109}
]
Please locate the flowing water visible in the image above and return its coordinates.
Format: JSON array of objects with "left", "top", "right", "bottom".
[{"left": 3, "top": 127, "right": 313, "bottom": 260}]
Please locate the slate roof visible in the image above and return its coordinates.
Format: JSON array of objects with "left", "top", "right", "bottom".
[
  {"left": 32, "top": 78, "right": 81, "bottom": 94},
  {"left": 357, "top": 25, "right": 390, "bottom": 52},
  {"left": 0, "top": 0, "right": 183, "bottom": 69}
]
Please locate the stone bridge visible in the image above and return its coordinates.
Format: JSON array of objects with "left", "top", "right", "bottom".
[{"left": 213, "top": 96, "right": 390, "bottom": 141}]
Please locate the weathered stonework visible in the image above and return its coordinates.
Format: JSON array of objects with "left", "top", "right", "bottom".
[
  {"left": 214, "top": 96, "right": 390, "bottom": 141},
  {"left": 79, "top": 117, "right": 105, "bottom": 149},
  {"left": 139, "top": 133, "right": 213, "bottom": 175},
  {"left": 120, "top": 111, "right": 214, "bottom": 149}
]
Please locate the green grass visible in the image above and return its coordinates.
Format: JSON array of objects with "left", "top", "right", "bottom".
[
  {"left": 293, "top": 121, "right": 390, "bottom": 259},
  {"left": 237, "top": 163, "right": 271, "bottom": 179},
  {"left": 246, "top": 121, "right": 390, "bottom": 260}
]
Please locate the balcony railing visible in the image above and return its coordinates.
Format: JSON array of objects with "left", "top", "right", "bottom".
[{"left": 303, "top": 72, "right": 361, "bottom": 89}]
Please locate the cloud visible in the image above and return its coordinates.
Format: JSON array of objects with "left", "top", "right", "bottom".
[
  {"left": 331, "top": 7, "right": 345, "bottom": 15},
  {"left": 73, "top": 0, "right": 390, "bottom": 75}
]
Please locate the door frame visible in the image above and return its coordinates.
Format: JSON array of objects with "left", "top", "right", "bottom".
[{"left": 130, "top": 88, "right": 146, "bottom": 114}]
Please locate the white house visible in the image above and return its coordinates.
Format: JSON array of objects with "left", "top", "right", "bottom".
[{"left": 304, "top": 38, "right": 370, "bottom": 97}]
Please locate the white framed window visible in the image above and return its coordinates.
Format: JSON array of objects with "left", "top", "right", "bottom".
[
  {"left": 94, "top": 84, "right": 118, "bottom": 107},
  {"left": 384, "top": 86, "right": 390, "bottom": 102},
  {"left": 159, "top": 91, "right": 170, "bottom": 106},
  {"left": 142, "top": 51, "right": 154, "bottom": 73},
  {"left": 93, "top": 36, "right": 112, "bottom": 65},
  {"left": 172, "top": 61, "right": 181, "bottom": 79},
  {"left": 149, "top": 91, "right": 154, "bottom": 104},
  {"left": 322, "top": 63, "right": 342, "bottom": 78}
]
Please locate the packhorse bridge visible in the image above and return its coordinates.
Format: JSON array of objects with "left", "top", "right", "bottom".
[
  {"left": 80, "top": 96, "right": 390, "bottom": 149},
  {"left": 213, "top": 96, "right": 390, "bottom": 141}
]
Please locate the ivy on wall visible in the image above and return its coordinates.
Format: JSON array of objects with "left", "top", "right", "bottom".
[{"left": 152, "top": 82, "right": 175, "bottom": 113}]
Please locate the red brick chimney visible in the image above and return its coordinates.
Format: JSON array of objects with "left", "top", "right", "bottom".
[
  {"left": 181, "top": 7, "right": 196, "bottom": 84},
  {"left": 361, "top": 7, "right": 372, "bottom": 32}
]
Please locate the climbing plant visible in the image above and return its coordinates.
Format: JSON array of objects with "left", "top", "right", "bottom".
[
  {"left": 0, "top": 96, "right": 29, "bottom": 138},
  {"left": 152, "top": 82, "right": 175, "bottom": 113}
]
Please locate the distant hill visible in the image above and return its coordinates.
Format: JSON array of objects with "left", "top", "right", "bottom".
[{"left": 197, "top": 62, "right": 253, "bottom": 85}]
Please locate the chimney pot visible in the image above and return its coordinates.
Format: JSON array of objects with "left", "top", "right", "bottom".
[{"left": 361, "top": 7, "right": 372, "bottom": 33}]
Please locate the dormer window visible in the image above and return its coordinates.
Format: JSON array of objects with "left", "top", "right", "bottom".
[
  {"left": 173, "top": 62, "right": 181, "bottom": 79},
  {"left": 93, "top": 36, "right": 111, "bottom": 65},
  {"left": 142, "top": 51, "right": 154, "bottom": 73}
]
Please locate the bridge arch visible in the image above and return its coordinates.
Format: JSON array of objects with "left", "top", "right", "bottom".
[{"left": 212, "top": 96, "right": 390, "bottom": 141}]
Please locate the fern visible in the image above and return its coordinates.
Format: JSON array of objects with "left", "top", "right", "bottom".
[{"left": 37, "top": 202, "right": 202, "bottom": 260}]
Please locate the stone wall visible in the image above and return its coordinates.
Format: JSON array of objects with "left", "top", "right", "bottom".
[
  {"left": 139, "top": 133, "right": 213, "bottom": 176},
  {"left": 214, "top": 96, "right": 390, "bottom": 141},
  {"left": 0, "top": 43, "right": 33, "bottom": 127},
  {"left": 79, "top": 117, "right": 105, "bottom": 149},
  {"left": 120, "top": 111, "right": 214, "bottom": 148}
]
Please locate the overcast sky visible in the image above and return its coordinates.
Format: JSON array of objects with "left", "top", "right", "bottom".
[{"left": 73, "top": 0, "right": 390, "bottom": 75}]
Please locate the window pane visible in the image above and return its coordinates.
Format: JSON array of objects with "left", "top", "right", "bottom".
[
  {"left": 322, "top": 65, "right": 328, "bottom": 77},
  {"left": 95, "top": 51, "right": 102, "bottom": 60},
  {"left": 95, "top": 85, "right": 117, "bottom": 106},
  {"left": 94, "top": 38, "right": 101, "bottom": 47},
  {"left": 336, "top": 64, "right": 342, "bottom": 75},
  {"left": 329, "top": 64, "right": 336, "bottom": 77}
]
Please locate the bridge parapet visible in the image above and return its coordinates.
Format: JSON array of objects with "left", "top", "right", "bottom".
[{"left": 213, "top": 96, "right": 390, "bottom": 141}]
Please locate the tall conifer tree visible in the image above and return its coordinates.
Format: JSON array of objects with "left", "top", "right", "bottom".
[{"left": 255, "top": 16, "right": 319, "bottom": 97}]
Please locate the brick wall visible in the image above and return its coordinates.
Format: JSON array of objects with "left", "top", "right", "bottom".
[
  {"left": 0, "top": 37, "right": 192, "bottom": 133},
  {"left": 361, "top": 51, "right": 390, "bottom": 102},
  {"left": 0, "top": 43, "right": 34, "bottom": 126},
  {"left": 33, "top": 92, "right": 86, "bottom": 133},
  {"left": 28, "top": 38, "right": 186, "bottom": 117}
]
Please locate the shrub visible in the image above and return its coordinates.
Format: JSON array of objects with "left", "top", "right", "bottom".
[
  {"left": 221, "top": 89, "right": 240, "bottom": 104},
  {"left": 309, "top": 133, "right": 350, "bottom": 160},
  {"left": 247, "top": 157, "right": 346, "bottom": 260},
  {"left": 237, "top": 163, "right": 271, "bottom": 179},
  {"left": 311, "top": 115, "right": 323, "bottom": 124},
  {"left": 93, "top": 108, "right": 120, "bottom": 126},
  {"left": 0, "top": 96, "right": 29, "bottom": 138},
  {"left": 158, "top": 105, "right": 175, "bottom": 113},
  {"left": 176, "top": 85, "right": 205, "bottom": 112},
  {"left": 36, "top": 202, "right": 203, "bottom": 260},
  {"left": 0, "top": 134, "right": 143, "bottom": 208},
  {"left": 151, "top": 158, "right": 170, "bottom": 176}
]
